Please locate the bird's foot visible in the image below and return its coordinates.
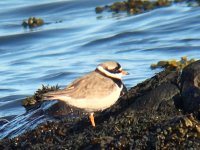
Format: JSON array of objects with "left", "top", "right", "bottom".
[{"left": 89, "top": 113, "right": 95, "bottom": 127}]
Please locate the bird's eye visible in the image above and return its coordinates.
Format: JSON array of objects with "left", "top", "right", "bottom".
[
  {"left": 104, "top": 62, "right": 122, "bottom": 74},
  {"left": 109, "top": 68, "right": 121, "bottom": 74}
]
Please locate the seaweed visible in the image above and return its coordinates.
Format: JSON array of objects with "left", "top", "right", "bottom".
[
  {"left": 22, "top": 17, "right": 44, "bottom": 28},
  {"left": 150, "top": 56, "right": 196, "bottom": 71}
]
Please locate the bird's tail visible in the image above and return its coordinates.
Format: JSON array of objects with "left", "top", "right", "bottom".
[
  {"left": 42, "top": 90, "right": 69, "bottom": 101},
  {"left": 43, "top": 91, "right": 61, "bottom": 100}
]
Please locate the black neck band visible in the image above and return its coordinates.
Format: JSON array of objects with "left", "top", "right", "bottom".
[{"left": 95, "top": 69, "right": 122, "bottom": 88}]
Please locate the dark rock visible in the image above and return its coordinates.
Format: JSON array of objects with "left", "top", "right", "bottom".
[
  {"left": 1, "top": 62, "right": 200, "bottom": 149},
  {"left": 153, "top": 114, "right": 200, "bottom": 149},
  {"left": 130, "top": 82, "right": 180, "bottom": 111},
  {"left": 95, "top": 6, "right": 104, "bottom": 13},
  {"left": 181, "top": 60, "right": 200, "bottom": 116}
]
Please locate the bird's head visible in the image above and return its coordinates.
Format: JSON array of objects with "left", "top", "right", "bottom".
[{"left": 96, "top": 61, "right": 129, "bottom": 80}]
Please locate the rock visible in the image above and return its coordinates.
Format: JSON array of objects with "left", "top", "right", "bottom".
[
  {"left": 130, "top": 82, "right": 179, "bottom": 111},
  {"left": 95, "top": 0, "right": 200, "bottom": 18},
  {"left": 1, "top": 62, "right": 200, "bottom": 149},
  {"left": 154, "top": 114, "right": 200, "bottom": 149},
  {"left": 22, "top": 17, "right": 44, "bottom": 28},
  {"left": 95, "top": 6, "right": 104, "bottom": 13},
  {"left": 181, "top": 60, "right": 200, "bottom": 116},
  {"left": 95, "top": 0, "right": 175, "bottom": 15}
]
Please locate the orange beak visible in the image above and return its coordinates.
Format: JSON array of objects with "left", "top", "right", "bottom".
[{"left": 120, "top": 70, "right": 129, "bottom": 75}]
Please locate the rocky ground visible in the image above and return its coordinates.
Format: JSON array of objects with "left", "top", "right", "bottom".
[{"left": 1, "top": 60, "right": 200, "bottom": 149}]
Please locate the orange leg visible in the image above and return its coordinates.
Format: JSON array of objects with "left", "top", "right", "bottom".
[{"left": 89, "top": 113, "right": 95, "bottom": 127}]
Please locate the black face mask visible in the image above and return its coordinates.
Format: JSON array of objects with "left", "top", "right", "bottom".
[
  {"left": 108, "top": 68, "right": 121, "bottom": 74},
  {"left": 107, "top": 63, "right": 121, "bottom": 74}
]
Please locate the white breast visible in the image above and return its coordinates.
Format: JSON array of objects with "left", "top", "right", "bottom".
[{"left": 62, "top": 84, "right": 123, "bottom": 112}]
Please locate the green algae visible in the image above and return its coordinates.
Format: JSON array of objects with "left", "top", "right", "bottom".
[
  {"left": 95, "top": 0, "right": 171, "bottom": 14},
  {"left": 22, "top": 17, "right": 44, "bottom": 28},
  {"left": 150, "top": 56, "right": 196, "bottom": 71},
  {"left": 22, "top": 85, "right": 59, "bottom": 107},
  {"left": 95, "top": 0, "right": 200, "bottom": 15},
  {"left": 95, "top": 6, "right": 104, "bottom": 13}
]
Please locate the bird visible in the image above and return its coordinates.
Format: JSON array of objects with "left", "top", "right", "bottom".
[{"left": 43, "top": 61, "right": 128, "bottom": 127}]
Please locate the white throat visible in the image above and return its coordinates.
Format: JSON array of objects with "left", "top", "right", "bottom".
[{"left": 97, "top": 66, "right": 123, "bottom": 80}]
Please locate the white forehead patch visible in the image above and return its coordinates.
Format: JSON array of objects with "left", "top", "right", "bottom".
[{"left": 97, "top": 66, "right": 123, "bottom": 80}]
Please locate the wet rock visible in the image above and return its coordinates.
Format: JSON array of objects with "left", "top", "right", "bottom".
[
  {"left": 95, "top": 6, "right": 104, "bottom": 13},
  {"left": 95, "top": 0, "right": 171, "bottom": 15},
  {"left": 95, "top": 0, "right": 200, "bottom": 16},
  {"left": 22, "top": 17, "right": 44, "bottom": 28},
  {"left": 129, "top": 82, "right": 180, "bottom": 111},
  {"left": 181, "top": 60, "right": 200, "bottom": 116},
  {"left": 110, "top": 2, "right": 128, "bottom": 13},
  {"left": 1, "top": 61, "right": 200, "bottom": 149},
  {"left": 155, "top": 0, "right": 171, "bottom": 7}
]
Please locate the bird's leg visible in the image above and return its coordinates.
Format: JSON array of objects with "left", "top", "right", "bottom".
[{"left": 89, "top": 112, "right": 95, "bottom": 127}]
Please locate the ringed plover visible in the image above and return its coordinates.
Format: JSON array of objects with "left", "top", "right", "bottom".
[{"left": 43, "top": 61, "right": 128, "bottom": 127}]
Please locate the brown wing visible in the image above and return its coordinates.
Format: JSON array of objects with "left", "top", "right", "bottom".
[{"left": 43, "top": 71, "right": 117, "bottom": 100}]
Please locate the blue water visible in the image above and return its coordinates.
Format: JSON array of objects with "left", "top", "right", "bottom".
[{"left": 0, "top": 0, "right": 200, "bottom": 118}]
